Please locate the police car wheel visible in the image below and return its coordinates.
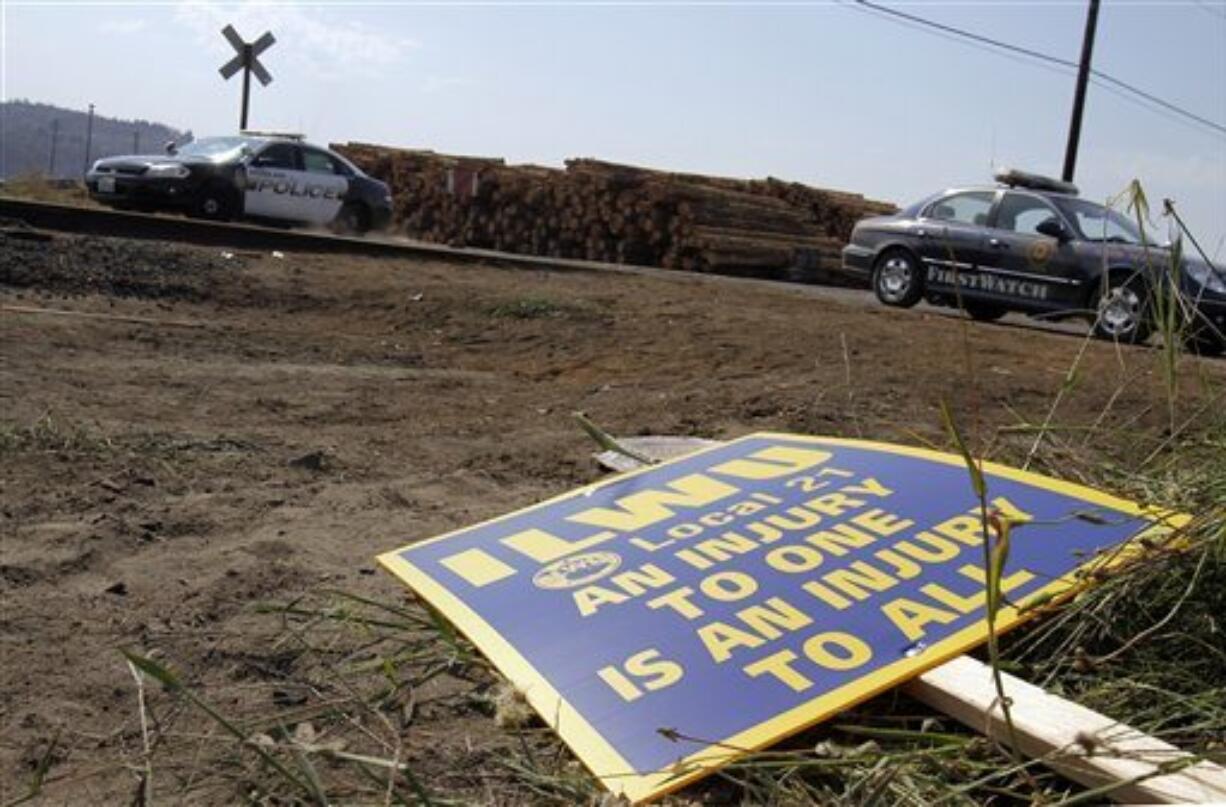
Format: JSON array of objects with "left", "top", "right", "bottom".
[
  {"left": 1092, "top": 276, "right": 1152, "bottom": 344},
  {"left": 1183, "top": 319, "right": 1225, "bottom": 357},
  {"left": 1186, "top": 334, "right": 1225, "bottom": 357},
  {"left": 331, "top": 203, "right": 370, "bottom": 235},
  {"left": 193, "top": 185, "right": 235, "bottom": 221},
  {"left": 872, "top": 250, "right": 923, "bottom": 308},
  {"left": 964, "top": 302, "right": 1007, "bottom": 322}
]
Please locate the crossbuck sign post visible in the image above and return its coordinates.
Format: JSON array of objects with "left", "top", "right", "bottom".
[{"left": 218, "top": 25, "right": 275, "bottom": 131}]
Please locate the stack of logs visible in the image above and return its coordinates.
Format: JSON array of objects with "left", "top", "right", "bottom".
[{"left": 333, "top": 142, "right": 895, "bottom": 281}]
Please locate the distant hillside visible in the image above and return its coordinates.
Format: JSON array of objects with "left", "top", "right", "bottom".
[{"left": 1, "top": 100, "right": 184, "bottom": 180}]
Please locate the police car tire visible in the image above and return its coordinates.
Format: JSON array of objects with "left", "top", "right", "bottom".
[
  {"left": 193, "top": 184, "right": 236, "bottom": 221},
  {"left": 1187, "top": 335, "right": 1225, "bottom": 357},
  {"left": 872, "top": 249, "right": 924, "bottom": 308},
  {"left": 332, "top": 202, "right": 370, "bottom": 235},
  {"left": 964, "top": 302, "right": 1007, "bottom": 322},
  {"left": 1183, "top": 319, "right": 1225, "bottom": 357},
  {"left": 1092, "top": 274, "right": 1152, "bottom": 345}
]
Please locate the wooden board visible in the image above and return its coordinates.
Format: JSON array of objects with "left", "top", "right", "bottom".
[{"left": 907, "top": 655, "right": 1226, "bottom": 804}]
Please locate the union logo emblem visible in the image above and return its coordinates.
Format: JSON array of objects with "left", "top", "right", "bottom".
[{"left": 532, "top": 552, "right": 622, "bottom": 590}]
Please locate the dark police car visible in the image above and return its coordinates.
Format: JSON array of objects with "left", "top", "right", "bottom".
[
  {"left": 86, "top": 132, "right": 392, "bottom": 234},
  {"left": 842, "top": 170, "right": 1225, "bottom": 354}
]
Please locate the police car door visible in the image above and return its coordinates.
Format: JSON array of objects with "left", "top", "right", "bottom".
[
  {"left": 244, "top": 142, "right": 307, "bottom": 221},
  {"left": 298, "top": 148, "right": 349, "bottom": 225},
  {"left": 982, "top": 191, "right": 1083, "bottom": 309},
  {"left": 915, "top": 191, "right": 994, "bottom": 294}
]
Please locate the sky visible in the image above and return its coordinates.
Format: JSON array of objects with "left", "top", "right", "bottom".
[{"left": 2, "top": 0, "right": 1224, "bottom": 252}]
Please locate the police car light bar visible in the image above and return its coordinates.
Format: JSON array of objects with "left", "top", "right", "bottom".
[
  {"left": 994, "top": 168, "right": 1079, "bottom": 196},
  {"left": 239, "top": 130, "right": 305, "bottom": 141}
]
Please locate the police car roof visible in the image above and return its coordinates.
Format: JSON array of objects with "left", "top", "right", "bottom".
[{"left": 933, "top": 185, "right": 1080, "bottom": 203}]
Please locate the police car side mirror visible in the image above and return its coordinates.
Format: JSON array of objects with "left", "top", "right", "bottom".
[
  {"left": 164, "top": 140, "right": 178, "bottom": 155},
  {"left": 1036, "top": 219, "right": 1069, "bottom": 242}
]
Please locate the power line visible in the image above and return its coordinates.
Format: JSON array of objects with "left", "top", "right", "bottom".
[
  {"left": 850, "top": 0, "right": 1226, "bottom": 137},
  {"left": 847, "top": 2, "right": 1074, "bottom": 81},
  {"left": 871, "top": 10, "right": 1197, "bottom": 133},
  {"left": 852, "top": 0, "right": 1079, "bottom": 70},
  {"left": 847, "top": 0, "right": 1226, "bottom": 138},
  {"left": 1091, "top": 70, "right": 1226, "bottom": 137},
  {"left": 1192, "top": 0, "right": 1226, "bottom": 23}
]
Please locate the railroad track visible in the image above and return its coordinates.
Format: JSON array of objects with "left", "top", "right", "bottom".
[
  {"left": 0, "top": 193, "right": 1077, "bottom": 319},
  {"left": 0, "top": 196, "right": 532, "bottom": 265},
  {"left": 0, "top": 195, "right": 858, "bottom": 286},
  {"left": 0, "top": 194, "right": 886, "bottom": 303},
  {"left": 0, "top": 196, "right": 1199, "bottom": 356}
]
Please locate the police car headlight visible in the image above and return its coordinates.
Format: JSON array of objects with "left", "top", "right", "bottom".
[
  {"left": 146, "top": 163, "right": 190, "bottom": 179},
  {"left": 1186, "top": 261, "right": 1226, "bottom": 294}
]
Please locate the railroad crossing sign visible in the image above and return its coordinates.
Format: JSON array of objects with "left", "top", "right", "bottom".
[{"left": 218, "top": 24, "right": 275, "bottom": 131}]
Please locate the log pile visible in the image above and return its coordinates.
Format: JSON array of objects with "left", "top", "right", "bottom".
[{"left": 334, "top": 142, "right": 895, "bottom": 281}]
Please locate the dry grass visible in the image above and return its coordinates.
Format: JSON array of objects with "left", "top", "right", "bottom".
[
  {"left": 0, "top": 413, "right": 114, "bottom": 456},
  {"left": 1, "top": 173, "right": 95, "bottom": 207}
]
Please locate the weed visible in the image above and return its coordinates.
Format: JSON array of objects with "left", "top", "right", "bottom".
[
  {"left": 0, "top": 413, "right": 113, "bottom": 455},
  {"left": 573, "top": 411, "right": 655, "bottom": 465},
  {"left": 0, "top": 172, "right": 94, "bottom": 207}
]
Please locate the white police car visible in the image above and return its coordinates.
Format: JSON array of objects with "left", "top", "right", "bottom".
[{"left": 86, "top": 132, "right": 392, "bottom": 234}]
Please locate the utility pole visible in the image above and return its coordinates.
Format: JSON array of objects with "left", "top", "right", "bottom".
[
  {"left": 82, "top": 103, "right": 96, "bottom": 175},
  {"left": 133, "top": 129, "right": 141, "bottom": 154},
  {"left": 48, "top": 119, "right": 60, "bottom": 176},
  {"left": 1062, "top": 0, "right": 1100, "bottom": 183}
]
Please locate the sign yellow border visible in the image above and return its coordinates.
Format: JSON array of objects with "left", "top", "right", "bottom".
[{"left": 378, "top": 432, "right": 1183, "bottom": 804}]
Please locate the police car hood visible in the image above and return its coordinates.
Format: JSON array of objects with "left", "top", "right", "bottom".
[
  {"left": 93, "top": 153, "right": 221, "bottom": 171},
  {"left": 1188, "top": 255, "right": 1226, "bottom": 283},
  {"left": 1102, "top": 241, "right": 1224, "bottom": 280}
]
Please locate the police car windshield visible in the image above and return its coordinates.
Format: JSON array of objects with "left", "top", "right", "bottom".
[
  {"left": 176, "top": 137, "right": 259, "bottom": 159},
  {"left": 1053, "top": 198, "right": 1144, "bottom": 244}
]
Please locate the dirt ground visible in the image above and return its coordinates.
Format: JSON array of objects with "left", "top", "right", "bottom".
[{"left": 2, "top": 231, "right": 1222, "bottom": 804}]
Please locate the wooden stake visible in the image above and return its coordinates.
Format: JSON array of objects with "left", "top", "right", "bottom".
[{"left": 906, "top": 655, "right": 1226, "bottom": 804}]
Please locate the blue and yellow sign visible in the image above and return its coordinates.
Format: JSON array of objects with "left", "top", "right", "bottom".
[{"left": 378, "top": 433, "right": 1178, "bottom": 803}]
